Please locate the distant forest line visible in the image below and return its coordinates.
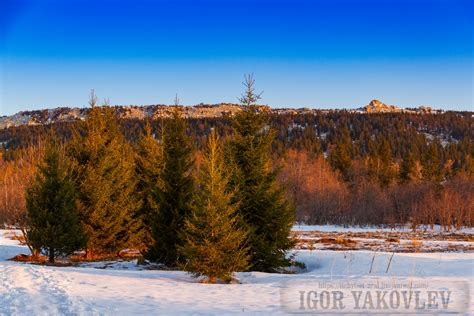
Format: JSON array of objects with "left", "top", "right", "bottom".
[{"left": 1, "top": 110, "right": 473, "bottom": 229}]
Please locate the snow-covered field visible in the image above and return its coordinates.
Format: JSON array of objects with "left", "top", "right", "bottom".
[
  {"left": 293, "top": 223, "right": 474, "bottom": 234},
  {"left": 0, "top": 228, "right": 473, "bottom": 315},
  {"left": 293, "top": 224, "right": 474, "bottom": 252}
]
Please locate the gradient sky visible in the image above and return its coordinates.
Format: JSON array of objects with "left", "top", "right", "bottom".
[{"left": 1, "top": 0, "right": 472, "bottom": 115}]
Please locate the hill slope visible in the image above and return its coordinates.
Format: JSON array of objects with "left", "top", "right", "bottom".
[{"left": 1, "top": 100, "right": 444, "bottom": 129}]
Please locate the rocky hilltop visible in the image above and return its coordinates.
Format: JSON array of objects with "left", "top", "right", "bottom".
[
  {"left": 0, "top": 103, "right": 247, "bottom": 129},
  {"left": 363, "top": 100, "right": 402, "bottom": 113},
  {"left": 0, "top": 101, "right": 442, "bottom": 129},
  {"left": 359, "top": 100, "right": 439, "bottom": 114}
]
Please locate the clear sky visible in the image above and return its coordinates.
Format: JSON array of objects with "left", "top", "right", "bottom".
[{"left": 1, "top": 0, "right": 472, "bottom": 115}]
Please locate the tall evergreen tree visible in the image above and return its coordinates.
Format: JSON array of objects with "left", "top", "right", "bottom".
[
  {"left": 26, "top": 132, "right": 86, "bottom": 263},
  {"left": 328, "top": 126, "right": 353, "bottom": 182},
  {"left": 369, "top": 138, "right": 396, "bottom": 187},
  {"left": 135, "top": 120, "right": 163, "bottom": 253},
  {"left": 421, "top": 142, "right": 442, "bottom": 182},
  {"left": 399, "top": 152, "right": 417, "bottom": 183},
  {"left": 329, "top": 142, "right": 352, "bottom": 182},
  {"left": 179, "top": 130, "right": 249, "bottom": 283},
  {"left": 228, "top": 74, "right": 295, "bottom": 272},
  {"left": 68, "top": 91, "right": 141, "bottom": 257},
  {"left": 147, "top": 105, "right": 194, "bottom": 265}
]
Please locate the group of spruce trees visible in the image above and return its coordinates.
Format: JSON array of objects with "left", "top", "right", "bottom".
[{"left": 25, "top": 76, "right": 296, "bottom": 282}]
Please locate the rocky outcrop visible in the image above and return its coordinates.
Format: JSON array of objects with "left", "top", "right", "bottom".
[
  {"left": 357, "top": 100, "right": 441, "bottom": 114},
  {"left": 363, "top": 100, "right": 403, "bottom": 113},
  {"left": 0, "top": 101, "right": 442, "bottom": 129}
]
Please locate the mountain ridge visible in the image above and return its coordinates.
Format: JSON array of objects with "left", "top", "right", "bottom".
[{"left": 0, "top": 100, "right": 446, "bottom": 129}]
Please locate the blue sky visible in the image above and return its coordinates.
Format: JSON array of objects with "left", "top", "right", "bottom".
[{"left": 1, "top": 0, "right": 472, "bottom": 115}]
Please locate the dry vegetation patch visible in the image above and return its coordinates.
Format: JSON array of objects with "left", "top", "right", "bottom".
[{"left": 294, "top": 229, "right": 474, "bottom": 253}]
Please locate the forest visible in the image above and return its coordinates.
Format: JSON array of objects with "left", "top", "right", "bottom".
[
  {"left": 1, "top": 99, "right": 473, "bottom": 232},
  {"left": 0, "top": 78, "right": 300, "bottom": 284}
]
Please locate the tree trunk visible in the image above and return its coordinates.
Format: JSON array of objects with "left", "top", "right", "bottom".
[
  {"left": 48, "top": 247, "right": 55, "bottom": 263},
  {"left": 85, "top": 248, "right": 93, "bottom": 260},
  {"left": 20, "top": 226, "right": 40, "bottom": 259},
  {"left": 209, "top": 276, "right": 216, "bottom": 284},
  {"left": 32, "top": 249, "right": 40, "bottom": 261}
]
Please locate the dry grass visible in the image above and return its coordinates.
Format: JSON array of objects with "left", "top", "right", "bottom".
[
  {"left": 318, "top": 237, "right": 335, "bottom": 244},
  {"left": 294, "top": 229, "right": 473, "bottom": 253},
  {"left": 334, "top": 237, "right": 357, "bottom": 246},
  {"left": 9, "top": 254, "right": 47, "bottom": 263},
  {"left": 69, "top": 253, "right": 141, "bottom": 262},
  {"left": 5, "top": 231, "right": 26, "bottom": 244},
  {"left": 409, "top": 239, "right": 422, "bottom": 250}
]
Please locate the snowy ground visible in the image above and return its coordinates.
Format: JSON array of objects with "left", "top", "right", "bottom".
[
  {"left": 293, "top": 223, "right": 474, "bottom": 234},
  {"left": 293, "top": 225, "right": 474, "bottom": 252},
  {"left": 0, "top": 228, "right": 473, "bottom": 315}
]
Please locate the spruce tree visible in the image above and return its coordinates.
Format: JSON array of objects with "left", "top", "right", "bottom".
[
  {"left": 68, "top": 91, "right": 141, "bottom": 257},
  {"left": 135, "top": 120, "right": 163, "bottom": 253},
  {"left": 329, "top": 141, "right": 352, "bottom": 182},
  {"left": 377, "top": 139, "right": 395, "bottom": 187},
  {"left": 228, "top": 74, "right": 295, "bottom": 272},
  {"left": 421, "top": 142, "right": 442, "bottom": 182},
  {"left": 366, "top": 138, "right": 395, "bottom": 187},
  {"left": 179, "top": 130, "right": 249, "bottom": 283},
  {"left": 26, "top": 132, "right": 86, "bottom": 263},
  {"left": 399, "top": 152, "right": 416, "bottom": 183},
  {"left": 147, "top": 106, "right": 194, "bottom": 265}
]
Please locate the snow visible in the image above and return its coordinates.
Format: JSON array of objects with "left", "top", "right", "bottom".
[
  {"left": 421, "top": 132, "right": 457, "bottom": 147},
  {"left": 1, "top": 229, "right": 473, "bottom": 314},
  {"left": 293, "top": 224, "right": 474, "bottom": 234},
  {"left": 0, "top": 230, "right": 25, "bottom": 261}
]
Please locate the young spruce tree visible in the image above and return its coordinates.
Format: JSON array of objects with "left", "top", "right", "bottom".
[
  {"left": 228, "top": 74, "right": 295, "bottom": 272},
  {"left": 68, "top": 91, "right": 141, "bottom": 257},
  {"left": 147, "top": 103, "right": 194, "bottom": 265},
  {"left": 179, "top": 130, "right": 249, "bottom": 283},
  {"left": 26, "top": 132, "right": 86, "bottom": 263},
  {"left": 135, "top": 120, "right": 163, "bottom": 253}
]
